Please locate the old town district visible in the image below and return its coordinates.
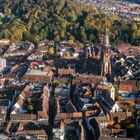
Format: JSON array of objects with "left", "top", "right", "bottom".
[{"left": 0, "top": 32, "right": 139, "bottom": 140}]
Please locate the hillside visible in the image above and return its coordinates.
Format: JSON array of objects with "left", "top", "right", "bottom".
[
  {"left": 0, "top": 0, "right": 140, "bottom": 45},
  {"left": 125, "top": 0, "right": 140, "bottom": 3}
]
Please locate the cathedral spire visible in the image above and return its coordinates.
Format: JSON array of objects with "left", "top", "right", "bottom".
[
  {"left": 101, "top": 29, "right": 111, "bottom": 77},
  {"left": 104, "top": 29, "right": 110, "bottom": 48}
]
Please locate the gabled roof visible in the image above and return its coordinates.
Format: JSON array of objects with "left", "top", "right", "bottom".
[
  {"left": 58, "top": 68, "right": 75, "bottom": 75},
  {"left": 10, "top": 114, "right": 37, "bottom": 121},
  {"left": 117, "top": 80, "right": 140, "bottom": 92},
  {"left": 73, "top": 75, "right": 106, "bottom": 84}
]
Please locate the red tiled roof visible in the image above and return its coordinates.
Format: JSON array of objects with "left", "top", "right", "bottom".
[
  {"left": 73, "top": 75, "right": 106, "bottom": 84},
  {"left": 117, "top": 81, "right": 140, "bottom": 92},
  {"left": 58, "top": 68, "right": 75, "bottom": 75},
  {"left": 116, "top": 43, "right": 140, "bottom": 56},
  {"left": 38, "top": 111, "right": 48, "bottom": 119},
  {"left": 22, "top": 75, "right": 51, "bottom": 82},
  {"left": 10, "top": 114, "right": 37, "bottom": 121},
  {"left": 43, "top": 66, "right": 51, "bottom": 72},
  {"left": 30, "top": 62, "right": 40, "bottom": 66},
  {"left": 16, "top": 85, "right": 30, "bottom": 107}
]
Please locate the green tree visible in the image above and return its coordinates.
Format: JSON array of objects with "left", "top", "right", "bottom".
[
  {"left": 54, "top": 35, "right": 60, "bottom": 42},
  {"left": 89, "top": 33, "right": 95, "bottom": 43},
  {"left": 117, "top": 96, "right": 122, "bottom": 101},
  {"left": 81, "top": 30, "right": 87, "bottom": 43},
  {"left": 0, "top": 0, "right": 140, "bottom": 46},
  {"left": 4, "top": 7, "right": 11, "bottom": 15},
  {"left": 34, "top": 35, "right": 41, "bottom": 45},
  {"left": 27, "top": 98, "right": 32, "bottom": 104},
  {"left": 129, "top": 101, "right": 136, "bottom": 108},
  {"left": 63, "top": 52, "right": 71, "bottom": 59},
  {"left": 68, "top": 35, "right": 75, "bottom": 45},
  {"left": 49, "top": 47, "right": 55, "bottom": 56},
  {"left": 28, "top": 105, "right": 33, "bottom": 113},
  {"left": 114, "top": 124, "right": 121, "bottom": 129}
]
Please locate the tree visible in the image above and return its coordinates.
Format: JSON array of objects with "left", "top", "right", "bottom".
[
  {"left": 63, "top": 52, "right": 71, "bottom": 59},
  {"left": 27, "top": 98, "right": 32, "bottom": 104},
  {"left": 132, "top": 23, "right": 137, "bottom": 30},
  {"left": 117, "top": 96, "right": 122, "bottom": 101},
  {"left": 28, "top": 105, "right": 33, "bottom": 113},
  {"left": 43, "top": 54, "right": 48, "bottom": 60},
  {"left": 34, "top": 35, "right": 41, "bottom": 45},
  {"left": 89, "top": 33, "right": 95, "bottom": 43},
  {"left": 0, "top": 0, "right": 140, "bottom": 46},
  {"left": 67, "top": 10, "right": 77, "bottom": 22},
  {"left": 129, "top": 101, "right": 136, "bottom": 108},
  {"left": 114, "top": 123, "right": 121, "bottom": 129},
  {"left": 49, "top": 47, "right": 55, "bottom": 56},
  {"left": 81, "top": 30, "right": 87, "bottom": 43},
  {"left": 40, "top": 30, "right": 47, "bottom": 40},
  {"left": 4, "top": 7, "right": 11, "bottom": 15},
  {"left": 54, "top": 35, "right": 60, "bottom": 42},
  {"left": 68, "top": 35, "right": 75, "bottom": 43},
  {"left": 115, "top": 86, "right": 119, "bottom": 99},
  {"left": 22, "top": 15, "right": 29, "bottom": 22},
  {"left": 3, "top": 29, "right": 12, "bottom": 39},
  {"left": 60, "top": 30, "right": 65, "bottom": 38},
  {"left": 23, "top": 31, "right": 33, "bottom": 42}
]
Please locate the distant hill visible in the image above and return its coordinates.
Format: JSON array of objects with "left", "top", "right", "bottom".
[
  {"left": 124, "top": 0, "right": 140, "bottom": 3},
  {"left": 0, "top": 0, "right": 140, "bottom": 46}
]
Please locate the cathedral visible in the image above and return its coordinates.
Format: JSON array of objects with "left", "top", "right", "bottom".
[{"left": 83, "top": 30, "right": 111, "bottom": 77}]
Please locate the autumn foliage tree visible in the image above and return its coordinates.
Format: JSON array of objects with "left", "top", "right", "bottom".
[{"left": 0, "top": 0, "right": 139, "bottom": 45}]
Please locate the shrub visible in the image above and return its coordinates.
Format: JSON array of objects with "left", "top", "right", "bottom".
[
  {"left": 113, "top": 123, "right": 121, "bottom": 129},
  {"left": 63, "top": 52, "right": 71, "bottom": 59},
  {"left": 49, "top": 47, "right": 55, "bottom": 56},
  {"left": 117, "top": 96, "right": 122, "bottom": 101}
]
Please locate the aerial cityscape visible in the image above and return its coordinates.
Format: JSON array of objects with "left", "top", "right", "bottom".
[{"left": 0, "top": 0, "right": 140, "bottom": 140}]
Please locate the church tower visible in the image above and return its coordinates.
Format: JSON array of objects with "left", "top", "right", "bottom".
[{"left": 101, "top": 30, "right": 111, "bottom": 76}]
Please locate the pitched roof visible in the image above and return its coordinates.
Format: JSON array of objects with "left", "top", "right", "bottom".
[
  {"left": 10, "top": 114, "right": 37, "bottom": 121},
  {"left": 97, "top": 85, "right": 110, "bottom": 91},
  {"left": 22, "top": 75, "right": 51, "bottom": 82},
  {"left": 66, "top": 101, "right": 77, "bottom": 113},
  {"left": 58, "top": 68, "right": 75, "bottom": 75},
  {"left": 73, "top": 75, "right": 106, "bottom": 84},
  {"left": 117, "top": 80, "right": 140, "bottom": 92},
  {"left": 30, "top": 62, "right": 40, "bottom": 66}
]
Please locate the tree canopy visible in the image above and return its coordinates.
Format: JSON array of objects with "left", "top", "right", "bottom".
[{"left": 0, "top": 0, "right": 140, "bottom": 45}]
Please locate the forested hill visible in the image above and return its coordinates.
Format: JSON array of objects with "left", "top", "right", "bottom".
[{"left": 0, "top": 0, "right": 140, "bottom": 45}]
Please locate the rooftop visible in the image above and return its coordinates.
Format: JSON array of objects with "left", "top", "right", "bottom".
[{"left": 26, "top": 69, "right": 48, "bottom": 76}]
